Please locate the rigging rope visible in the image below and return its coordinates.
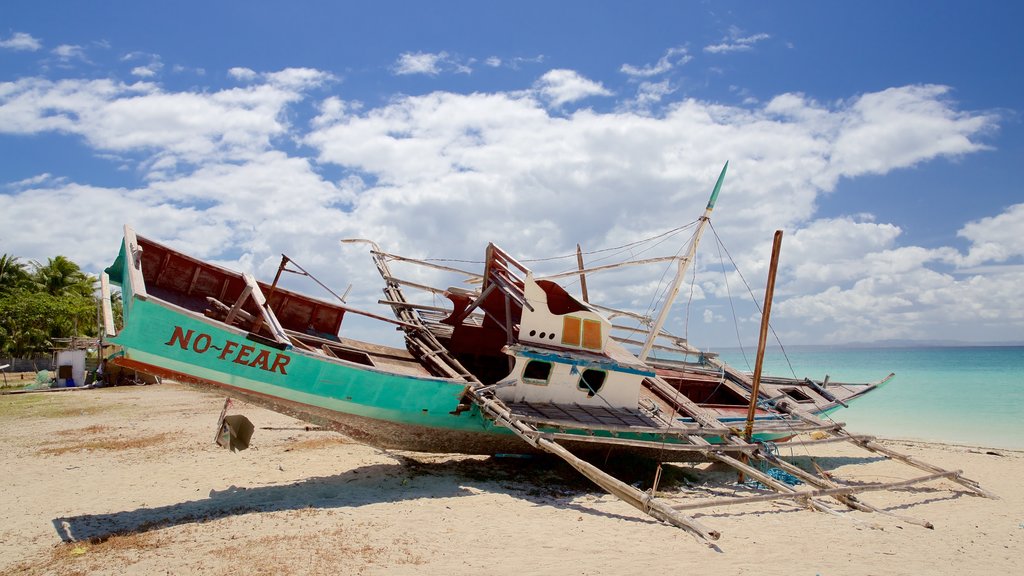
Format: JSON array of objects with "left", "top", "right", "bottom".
[
  {"left": 414, "top": 220, "right": 701, "bottom": 269},
  {"left": 715, "top": 229, "right": 751, "bottom": 371},
  {"left": 707, "top": 223, "right": 800, "bottom": 381}
]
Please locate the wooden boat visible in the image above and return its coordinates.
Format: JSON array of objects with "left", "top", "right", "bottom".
[
  {"left": 98, "top": 164, "right": 988, "bottom": 542},
  {"left": 101, "top": 226, "right": 804, "bottom": 458}
]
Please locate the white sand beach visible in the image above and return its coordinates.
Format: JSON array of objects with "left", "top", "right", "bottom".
[{"left": 1, "top": 382, "right": 1021, "bottom": 575}]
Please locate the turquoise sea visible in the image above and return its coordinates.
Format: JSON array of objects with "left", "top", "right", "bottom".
[{"left": 714, "top": 346, "right": 1024, "bottom": 450}]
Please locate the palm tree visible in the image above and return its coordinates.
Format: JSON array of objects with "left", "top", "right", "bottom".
[
  {"left": 32, "top": 255, "right": 96, "bottom": 297},
  {"left": 0, "top": 254, "right": 31, "bottom": 294}
]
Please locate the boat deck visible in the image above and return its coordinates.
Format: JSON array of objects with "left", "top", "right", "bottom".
[{"left": 507, "top": 401, "right": 663, "bottom": 430}]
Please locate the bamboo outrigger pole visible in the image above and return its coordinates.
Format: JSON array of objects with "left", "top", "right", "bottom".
[{"left": 639, "top": 161, "right": 728, "bottom": 361}]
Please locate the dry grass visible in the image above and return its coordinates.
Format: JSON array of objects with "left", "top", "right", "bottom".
[
  {"left": 8, "top": 532, "right": 163, "bottom": 576},
  {"left": 12, "top": 512, "right": 424, "bottom": 575},
  {"left": 57, "top": 424, "right": 114, "bottom": 436},
  {"left": 0, "top": 393, "right": 110, "bottom": 420},
  {"left": 210, "top": 522, "right": 424, "bottom": 575},
  {"left": 38, "top": 432, "right": 175, "bottom": 456}
]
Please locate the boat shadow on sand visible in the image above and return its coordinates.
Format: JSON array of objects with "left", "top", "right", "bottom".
[
  {"left": 51, "top": 454, "right": 653, "bottom": 543},
  {"left": 53, "top": 451, "right": 956, "bottom": 543}
]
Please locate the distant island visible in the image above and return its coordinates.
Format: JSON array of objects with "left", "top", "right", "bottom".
[{"left": 713, "top": 339, "right": 1024, "bottom": 350}]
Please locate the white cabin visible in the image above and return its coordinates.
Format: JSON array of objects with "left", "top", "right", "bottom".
[{"left": 492, "top": 273, "right": 652, "bottom": 410}]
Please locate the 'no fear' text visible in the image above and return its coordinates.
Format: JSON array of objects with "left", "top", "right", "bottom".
[{"left": 164, "top": 326, "right": 291, "bottom": 374}]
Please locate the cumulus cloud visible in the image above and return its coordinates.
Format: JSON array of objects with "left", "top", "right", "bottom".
[
  {"left": 957, "top": 203, "right": 1024, "bottom": 266},
  {"left": 299, "top": 79, "right": 1009, "bottom": 343},
  {"left": 0, "top": 69, "right": 332, "bottom": 175},
  {"left": 0, "top": 64, "right": 1014, "bottom": 345},
  {"left": 0, "top": 32, "right": 42, "bottom": 51},
  {"left": 534, "top": 69, "right": 613, "bottom": 107}
]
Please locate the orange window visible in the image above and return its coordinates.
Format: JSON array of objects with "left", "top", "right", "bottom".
[
  {"left": 562, "top": 316, "right": 582, "bottom": 346},
  {"left": 582, "top": 319, "right": 602, "bottom": 350}
]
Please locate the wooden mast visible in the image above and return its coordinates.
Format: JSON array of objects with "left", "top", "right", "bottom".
[
  {"left": 743, "top": 229, "right": 784, "bottom": 443},
  {"left": 575, "top": 243, "right": 590, "bottom": 303},
  {"left": 639, "top": 162, "right": 728, "bottom": 361}
]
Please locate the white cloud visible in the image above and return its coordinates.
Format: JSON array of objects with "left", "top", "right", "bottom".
[
  {"left": 0, "top": 65, "right": 1013, "bottom": 345},
  {"left": 393, "top": 51, "right": 449, "bottom": 76},
  {"left": 229, "top": 67, "right": 259, "bottom": 81},
  {"left": 0, "top": 32, "right": 42, "bottom": 52},
  {"left": 0, "top": 70, "right": 331, "bottom": 174},
  {"left": 705, "top": 28, "right": 771, "bottom": 54},
  {"left": 625, "top": 80, "right": 676, "bottom": 111},
  {"left": 620, "top": 47, "right": 691, "bottom": 77},
  {"left": 122, "top": 51, "right": 162, "bottom": 77},
  {"left": 5, "top": 173, "right": 64, "bottom": 189},
  {"left": 534, "top": 69, "right": 612, "bottom": 107},
  {"left": 824, "top": 85, "right": 995, "bottom": 183},
  {"left": 52, "top": 44, "right": 88, "bottom": 63},
  {"left": 266, "top": 67, "right": 332, "bottom": 89},
  {"left": 957, "top": 203, "right": 1024, "bottom": 266},
  {"left": 131, "top": 59, "right": 164, "bottom": 78}
]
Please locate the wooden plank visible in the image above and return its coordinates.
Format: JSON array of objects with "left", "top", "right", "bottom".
[
  {"left": 186, "top": 265, "right": 202, "bottom": 296},
  {"left": 100, "top": 272, "right": 116, "bottom": 337},
  {"left": 540, "top": 432, "right": 755, "bottom": 454},
  {"left": 224, "top": 282, "right": 253, "bottom": 325},
  {"left": 122, "top": 225, "right": 148, "bottom": 300},
  {"left": 778, "top": 434, "right": 876, "bottom": 447}
]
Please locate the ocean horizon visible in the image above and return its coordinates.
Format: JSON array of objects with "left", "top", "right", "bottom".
[{"left": 708, "top": 345, "right": 1024, "bottom": 450}]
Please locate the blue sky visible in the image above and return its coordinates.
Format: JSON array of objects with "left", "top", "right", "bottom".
[{"left": 1, "top": 1, "right": 1022, "bottom": 347}]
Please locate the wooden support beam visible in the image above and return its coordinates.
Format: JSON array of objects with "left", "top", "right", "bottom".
[
  {"left": 778, "top": 434, "right": 876, "bottom": 448},
  {"left": 670, "top": 469, "right": 961, "bottom": 512},
  {"left": 538, "top": 432, "right": 755, "bottom": 454},
  {"left": 224, "top": 281, "right": 254, "bottom": 325},
  {"left": 778, "top": 404, "right": 996, "bottom": 500},
  {"left": 856, "top": 438, "right": 998, "bottom": 499},
  {"left": 100, "top": 272, "right": 116, "bottom": 338}
]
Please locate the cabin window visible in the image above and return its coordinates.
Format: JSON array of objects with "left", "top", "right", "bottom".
[
  {"left": 577, "top": 369, "right": 607, "bottom": 397},
  {"left": 562, "top": 316, "right": 581, "bottom": 346},
  {"left": 582, "top": 319, "right": 602, "bottom": 350},
  {"left": 522, "top": 360, "right": 552, "bottom": 385}
]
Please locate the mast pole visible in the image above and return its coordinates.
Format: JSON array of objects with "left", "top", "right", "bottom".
[
  {"left": 576, "top": 244, "right": 590, "bottom": 303},
  {"left": 743, "top": 229, "right": 784, "bottom": 443},
  {"left": 638, "top": 161, "right": 728, "bottom": 361}
]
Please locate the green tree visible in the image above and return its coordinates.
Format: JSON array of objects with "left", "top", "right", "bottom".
[
  {"left": 32, "top": 255, "right": 96, "bottom": 298},
  {"left": 0, "top": 255, "right": 100, "bottom": 358},
  {"left": 0, "top": 254, "right": 31, "bottom": 294}
]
